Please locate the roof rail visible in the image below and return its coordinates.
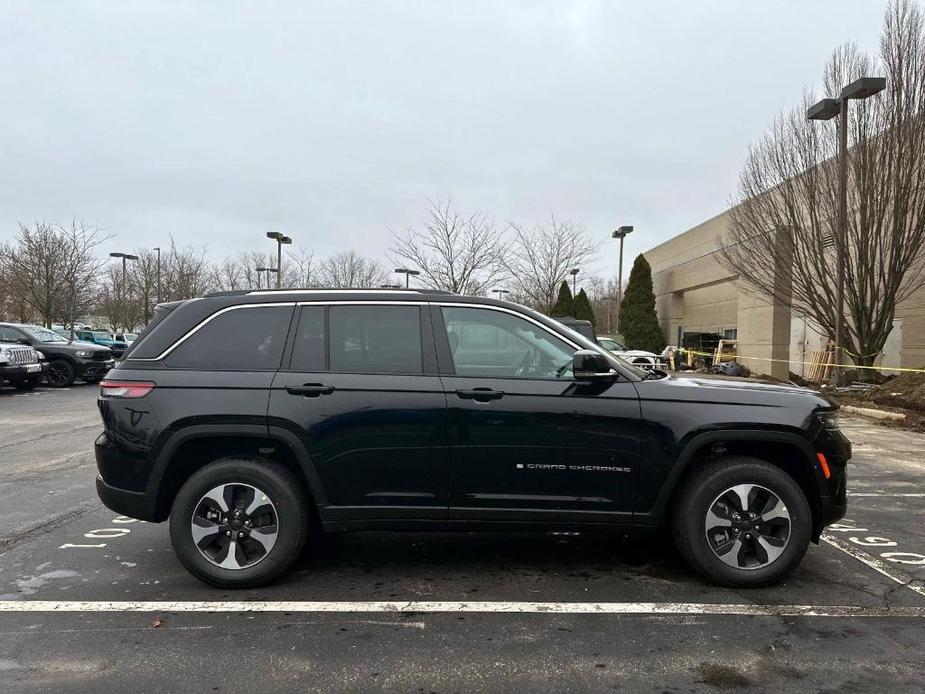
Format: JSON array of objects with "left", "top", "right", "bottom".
[{"left": 204, "top": 287, "right": 459, "bottom": 298}]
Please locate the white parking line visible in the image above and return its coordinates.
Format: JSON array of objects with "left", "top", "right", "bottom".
[
  {"left": 848, "top": 493, "right": 925, "bottom": 497},
  {"left": 822, "top": 533, "right": 925, "bottom": 598},
  {"left": 0, "top": 601, "right": 923, "bottom": 618}
]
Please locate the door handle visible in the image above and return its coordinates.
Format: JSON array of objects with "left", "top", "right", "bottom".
[
  {"left": 285, "top": 383, "right": 335, "bottom": 398},
  {"left": 455, "top": 388, "right": 504, "bottom": 402}
]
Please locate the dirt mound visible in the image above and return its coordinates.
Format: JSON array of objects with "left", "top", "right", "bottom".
[{"left": 838, "top": 371, "right": 925, "bottom": 416}]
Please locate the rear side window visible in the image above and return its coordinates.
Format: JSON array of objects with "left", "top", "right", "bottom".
[
  {"left": 329, "top": 305, "right": 422, "bottom": 374},
  {"left": 165, "top": 305, "right": 292, "bottom": 370}
]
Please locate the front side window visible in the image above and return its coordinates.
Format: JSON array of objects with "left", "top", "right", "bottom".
[
  {"left": 442, "top": 306, "right": 575, "bottom": 379},
  {"left": 165, "top": 305, "right": 292, "bottom": 370},
  {"left": 329, "top": 305, "right": 422, "bottom": 374}
]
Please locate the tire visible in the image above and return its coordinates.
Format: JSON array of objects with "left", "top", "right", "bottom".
[
  {"left": 45, "top": 359, "right": 76, "bottom": 387},
  {"left": 11, "top": 374, "right": 41, "bottom": 391},
  {"left": 169, "top": 456, "right": 310, "bottom": 588},
  {"left": 671, "top": 455, "right": 811, "bottom": 587}
]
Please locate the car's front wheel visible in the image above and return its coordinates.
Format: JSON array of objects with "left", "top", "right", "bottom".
[
  {"left": 45, "top": 359, "right": 76, "bottom": 387},
  {"left": 672, "top": 456, "right": 811, "bottom": 587},
  {"left": 169, "top": 457, "right": 310, "bottom": 588}
]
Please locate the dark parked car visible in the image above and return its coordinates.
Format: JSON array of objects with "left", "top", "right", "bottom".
[
  {"left": 95, "top": 289, "right": 849, "bottom": 588},
  {"left": 0, "top": 323, "right": 115, "bottom": 387},
  {"left": 0, "top": 340, "right": 44, "bottom": 390}
]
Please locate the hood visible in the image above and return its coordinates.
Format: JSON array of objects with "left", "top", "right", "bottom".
[
  {"left": 41, "top": 340, "right": 112, "bottom": 354},
  {"left": 639, "top": 373, "right": 836, "bottom": 409}
]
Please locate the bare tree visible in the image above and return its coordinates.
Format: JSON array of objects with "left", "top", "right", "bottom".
[
  {"left": 160, "top": 239, "right": 213, "bottom": 301},
  {"left": 721, "top": 0, "right": 925, "bottom": 376},
  {"left": 390, "top": 198, "right": 508, "bottom": 294},
  {"left": 0, "top": 220, "right": 108, "bottom": 329},
  {"left": 504, "top": 214, "right": 600, "bottom": 313},
  {"left": 284, "top": 245, "right": 319, "bottom": 288},
  {"left": 128, "top": 249, "right": 161, "bottom": 324},
  {"left": 318, "top": 250, "right": 389, "bottom": 288}
]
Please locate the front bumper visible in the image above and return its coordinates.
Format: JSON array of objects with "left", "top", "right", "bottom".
[
  {"left": 75, "top": 358, "right": 116, "bottom": 382},
  {"left": 0, "top": 363, "right": 44, "bottom": 379}
]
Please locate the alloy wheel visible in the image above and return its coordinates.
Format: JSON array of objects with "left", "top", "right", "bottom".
[
  {"left": 191, "top": 482, "right": 279, "bottom": 570},
  {"left": 45, "top": 361, "right": 72, "bottom": 387},
  {"left": 704, "top": 483, "right": 791, "bottom": 570}
]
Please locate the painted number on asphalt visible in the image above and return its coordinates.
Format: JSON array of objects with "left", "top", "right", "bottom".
[
  {"left": 830, "top": 522, "right": 925, "bottom": 567},
  {"left": 59, "top": 516, "right": 145, "bottom": 550}
]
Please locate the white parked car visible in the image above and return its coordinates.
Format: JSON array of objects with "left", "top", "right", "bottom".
[{"left": 596, "top": 335, "right": 661, "bottom": 370}]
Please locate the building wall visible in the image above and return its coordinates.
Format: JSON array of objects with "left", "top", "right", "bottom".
[{"left": 646, "top": 207, "right": 925, "bottom": 378}]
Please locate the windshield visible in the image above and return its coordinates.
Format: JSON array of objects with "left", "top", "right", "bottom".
[
  {"left": 21, "top": 326, "right": 67, "bottom": 343},
  {"left": 92, "top": 331, "right": 113, "bottom": 340}
]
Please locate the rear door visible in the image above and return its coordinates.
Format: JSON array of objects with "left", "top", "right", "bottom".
[
  {"left": 435, "top": 304, "right": 642, "bottom": 524},
  {"left": 268, "top": 302, "right": 449, "bottom": 522}
]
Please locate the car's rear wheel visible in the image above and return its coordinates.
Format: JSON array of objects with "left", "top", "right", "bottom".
[
  {"left": 671, "top": 456, "right": 811, "bottom": 587},
  {"left": 169, "top": 457, "right": 310, "bottom": 588},
  {"left": 45, "top": 359, "right": 75, "bottom": 387}
]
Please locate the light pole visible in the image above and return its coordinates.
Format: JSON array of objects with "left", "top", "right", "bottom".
[
  {"left": 153, "top": 247, "right": 161, "bottom": 304},
  {"left": 266, "top": 232, "right": 292, "bottom": 288},
  {"left": 807, "top": 76, "right": 885, "bottom": 386},
  {"left": 256, "top": 266, "right": 278, "bottom": 289},
  {"left": 569, "top": 268, "right": 579, "bottom": 296},
  {"left": 394, "top": 268, "right": 420, "bottom": 288},
  {"left": 611, "top": 225, "right": 633, "bottom": 328},
  {"left": 492, "top": 289, "right": 510, "bottom": 301},
  {"left": 109, "top": 252, "right": 139, "bottom": 330}
]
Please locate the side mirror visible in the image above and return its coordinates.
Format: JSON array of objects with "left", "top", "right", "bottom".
[{"left": 572, "top": 349, "right": 617, "bottom": 381}]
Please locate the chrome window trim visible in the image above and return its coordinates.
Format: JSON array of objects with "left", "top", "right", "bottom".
[{"left": 128, "top": 302, "right": 296, "bottom": 362}]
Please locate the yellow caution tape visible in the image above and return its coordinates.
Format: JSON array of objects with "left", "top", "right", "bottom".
[{"left": 666, "top": 348, "right": 925, "bottom": 374}]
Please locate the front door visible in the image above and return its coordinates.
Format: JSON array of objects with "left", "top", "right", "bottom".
[
  {"left": 435, "top": 304, "right": 641, "bottom": 524},
  {"left": 268, "top": 303, "right": 449, "bottom": 522}
]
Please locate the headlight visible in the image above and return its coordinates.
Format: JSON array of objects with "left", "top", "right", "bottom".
[
  {"left": 817, "top": 411, "right": 840, "bottom": 430},
  {"left": 75, "top": 350, "right": 92, "bottom": 358},
  {"left": 34, "top": 350, "right": 45, "bottom": 360}
]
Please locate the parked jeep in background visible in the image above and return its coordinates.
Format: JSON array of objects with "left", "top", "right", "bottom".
[
  {"left": 0, "top": 340, "right": 45, "bottom": 390},
  {"left": 95, "top": 289, "right": 849, "bottom": 589},
  {"left": 0, "top": 323, "right": 115, "bottom": 387}
]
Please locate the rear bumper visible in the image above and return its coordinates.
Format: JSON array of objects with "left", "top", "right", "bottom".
[
  {"left": 95, "top": 431, "right": 160, "bottom": 522},
  {"left": 96, "top": 476, "right": 158, "bottom": 522}
]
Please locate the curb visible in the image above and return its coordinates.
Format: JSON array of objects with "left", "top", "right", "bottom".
[{"left": 841, "top": 405, "right": 907, "bottom": 421}]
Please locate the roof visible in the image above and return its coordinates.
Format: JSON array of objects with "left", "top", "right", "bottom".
[{"left": 204, "top": 287, "right": 457, "bottom": 298}]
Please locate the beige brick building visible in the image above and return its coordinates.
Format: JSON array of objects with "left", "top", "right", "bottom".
[{"left": 645, "top": 209, "right": 922, "bottom": 380}]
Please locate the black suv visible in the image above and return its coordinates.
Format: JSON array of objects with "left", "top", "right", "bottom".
[
  {"left": 95, "top": 289, "right": 850, "bottom": 588},
  {"left": 0, "top": 323, "right": 115, "bottom": 387}
]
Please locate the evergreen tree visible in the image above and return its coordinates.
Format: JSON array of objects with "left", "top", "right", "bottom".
[
  {"left": 550, "top": 280, "right": 574, "bottom": 317},
  {"left": 573, "top": 288, "right": 595, "bottom": 329},
  {"left": 618, "top": 254, "right": 665, "bottom": 352}
]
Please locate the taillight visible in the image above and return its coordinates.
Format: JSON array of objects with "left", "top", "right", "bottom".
[{"left": 99, "top": 380, "right": 156, "bottom": 398}]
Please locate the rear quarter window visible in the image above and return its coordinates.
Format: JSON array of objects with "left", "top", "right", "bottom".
[{"left": 164, "top": 305, "right": 293, "bottom": 370}]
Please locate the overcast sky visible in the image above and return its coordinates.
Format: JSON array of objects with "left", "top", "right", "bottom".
[{"left": 0, "top": 1, "right": 887, "bottom": 282}]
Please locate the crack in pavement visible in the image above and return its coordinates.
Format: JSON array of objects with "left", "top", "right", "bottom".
[{"left": 0, "top": 500, "right": 101, "bottom": 554}]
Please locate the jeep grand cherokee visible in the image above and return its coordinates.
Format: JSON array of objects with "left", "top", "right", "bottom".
[{"left": 95, "top": 289, "right": 850, "bottom": 588}]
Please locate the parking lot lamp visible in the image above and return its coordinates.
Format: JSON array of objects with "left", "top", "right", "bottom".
[
  {"left": 569, "top": 268, "right": 580, "bottom": 296},
  {"left": 492, "top": 289, "right": 510, "bottom": 300},
  {"left": 394, "top": 268, "right": 420, "bottom": 288},
  {"left": 153, "top": 247, "right": 161, "bottom": 304},
  {"left": 266, "top": 232, "right": 292, "bottom": 288},
  {"left": 611, "top": 226, "right": 633, "bottom": 327},
  {"left": 109, "top": 252, "right": 139, "bottom": 330},
  {"left": 256, "top": 266, "right": 278, "bottom": 290},
  {"left": 807, "top": 76, "right": 885, "bottom": 386}
]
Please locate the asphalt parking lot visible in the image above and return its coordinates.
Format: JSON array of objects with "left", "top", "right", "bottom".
[{"left": 1, "top": 385, "right": 924, "bottom": 692}]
